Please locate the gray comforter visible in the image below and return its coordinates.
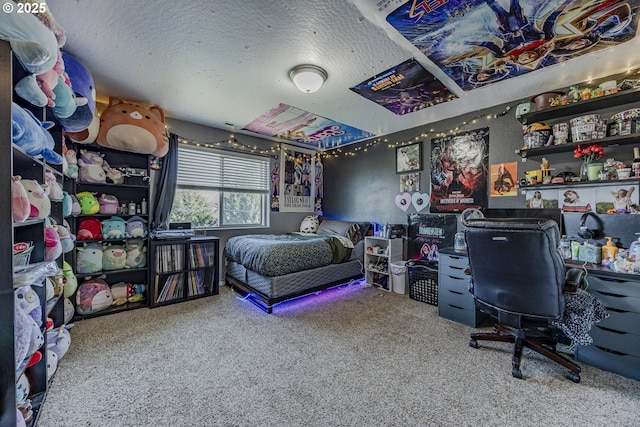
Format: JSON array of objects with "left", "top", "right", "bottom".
[{"left": 225, "top": 233, "right": 352, "bottom": 277}]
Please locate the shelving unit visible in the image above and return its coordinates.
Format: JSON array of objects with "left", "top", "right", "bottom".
[
  {"left": 149, "top": 236, "right": 219, "bottom": 307},
  {"left": 364, "top": 236, "right": 402, "bottom": 291},
  {"left": 64, "top": 146, "right": 151, "bottom": 320}
]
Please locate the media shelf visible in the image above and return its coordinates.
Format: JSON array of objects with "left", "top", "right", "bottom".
[{"left": 149, "top": 236, "right": 219, "bottom": 307}]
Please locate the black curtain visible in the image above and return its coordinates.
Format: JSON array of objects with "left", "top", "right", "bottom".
[{"left": 152, "top": 132, "right": 178, "bottom": 231}]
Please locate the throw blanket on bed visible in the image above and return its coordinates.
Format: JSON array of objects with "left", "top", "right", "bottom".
[{"left": 225, "top": 233, "right": 353, "bottom": 277}]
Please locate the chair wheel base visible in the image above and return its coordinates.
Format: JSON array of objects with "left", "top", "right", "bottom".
[
  {"left": 512, "top": 367, "right": 523, "bottom": 379},
  {"left": 469, "top": 339, "right": 479, "bottom": 348},
  {"left": 566, "top": 371, "right": 581, "bottom": 383}
]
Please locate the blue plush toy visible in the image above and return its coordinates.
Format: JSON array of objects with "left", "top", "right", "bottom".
[
  {"left": 57, "top": 52, "right": 96, "bottom": 133},
  {"left": 102, "top": 216, "right": 127, "bottom": 239},
  {"left": 11, "top": 102, "right": 63, "bottom": 165},
  {"left": 126, "top": 216, "right": 148, "bottom": 238},
  {"left": 76, "top": 242, "right": 103, "bottom": 274}
]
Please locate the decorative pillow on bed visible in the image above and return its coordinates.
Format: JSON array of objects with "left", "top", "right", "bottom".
[
  {"left": 317, "top": 219, "right": 361, "bottom": 244},
  {"left": 300, "top": 215, "right": 319, "bottom": 234}
]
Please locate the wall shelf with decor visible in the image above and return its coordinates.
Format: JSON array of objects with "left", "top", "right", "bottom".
[
  {"left": 516, "top": 134, "right": 640, "bottom": 159},
  {"left": 521, "top": 177, "right": 640, "bottom": 190}
]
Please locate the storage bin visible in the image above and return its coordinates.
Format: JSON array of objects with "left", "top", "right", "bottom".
[{"left": 408, "top": 262, "right": 438, "bottom": 305}]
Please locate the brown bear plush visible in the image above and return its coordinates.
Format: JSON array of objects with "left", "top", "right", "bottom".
[{"left": 96, "top": 97, "right": 169, "bottom": 157}]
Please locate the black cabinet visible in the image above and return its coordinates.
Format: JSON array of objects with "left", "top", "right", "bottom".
[{"left": 149, "top": 236, "right": 219, "bottom": 307}]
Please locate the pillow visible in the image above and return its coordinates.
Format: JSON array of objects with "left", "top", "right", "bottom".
[
  {"left": 317, "top": 219, "right": 361, "bottom": 244},
  {"left": 300, "top": 215, "right": 319, "bottom": 234}
]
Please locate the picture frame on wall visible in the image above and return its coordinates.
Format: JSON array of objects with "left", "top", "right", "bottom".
[{"left": 396, "top": 141, "right": 422, "bottom": 174}]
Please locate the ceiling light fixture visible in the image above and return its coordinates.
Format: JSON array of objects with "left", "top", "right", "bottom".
[{"left": 289, "top": 64, "right": 327, "bottom": 94}]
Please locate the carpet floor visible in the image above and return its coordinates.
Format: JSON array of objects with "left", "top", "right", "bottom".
[{"left": 38, "top": 280, "right": 640, "bottom": 426}]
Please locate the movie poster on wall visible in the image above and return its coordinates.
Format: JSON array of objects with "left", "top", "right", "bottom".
[
  {"left": 430, "top": 127, "right": 489, "bottom": 213},
  {"left": 279, "top": 145, "right": 315, "bottom": 212},
  {"left": 270, "top": 156, "right": 280, "bottom": 212}
]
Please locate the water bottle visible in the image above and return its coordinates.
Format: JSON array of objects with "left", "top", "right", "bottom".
[
  {"left": 454, "top": 232, "right": 466, "bottom": 252},
  {"left": 560, "top": 235, "right": 571, "bottom": 259}
]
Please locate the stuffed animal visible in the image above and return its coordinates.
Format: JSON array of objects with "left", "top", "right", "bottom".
[
  {"left": 44, "top": 168, "right": 64, "bottom": 201},
  {"left": 64, "top": 147, "right": 78, "bottom": 179},
  {"left": 300, "top": 215, "right": 319, "bottom": 234},
  {"left": 55, "top": 52, "right": 96, "bottom": 133},
  {"left": 76, "top": 276, "right": 112, "bottom": 315},
  {"left": 126, "top": 215, "right": 148, "bottom": 238},
  {"left": 70, "top": 194, "right": 82, "bottom": 216},
  {"left": 111, "top": 282, "right": 146, "bottom": 305},
  {"left": 62, "top": 191, "right": 72, "bottom": 217},
  {"left": 125, "top": 239, "right": 147, "bottom": 268},
  {"left": 11, "top": 102, "right": 64, "bottom": 165},
  {"left": 78, "top": 149, "right": 109, "bottom": 183},
  {"left": 22, "top": 179, "right": 51, "bottom": 219},
  {"left": 63, "top": 298, "right": 74, "bottom": 324},
  {"left": 98, "top": 193, "right": 120, "bottom": 215},
  {"left": 45, "top": 225, "right": 62, "bottom": 261},
  {"left": 53, "top": 224, "right": 74, "bottom": 253},
  {"left": 46, "top": 348, "right": 58, "bottom": 382},
  {"left": 66, "top": 113, "right": 100, "bottom": 145},
  {"left": 101, "top": 216, "right": 127, "bottom": 239},
  {"left": 96, "top": 97, "right": 169, "bottom": 157},
  {"left": 47, "top": 324, "right": 72, "bottom": 360},
  {"left": 15, "top": 285, "right": 42, "bottom": 326},
  {"left": 76, "top": 242, "right": 103, "bottom": 274},
  {"left": 62, "top": 260, "right": 78, "bottom": 298},
  {"left": 102, "top": 244, "right": 127, "bottom": 271},
  {"left": 106, "top": 167, "right": 125, "bottom": 184},
  {"left": 77, "top": 216, "right": 102, "bottom": 240},
  {"left": 12, "top": 176, "right": 30, "bottom": 223},
  {"left": 75, "top": 191, "right": 99, "bottom": 215},
  {"left": 14, "top": 291, "right": 44, "bottom": 374}
]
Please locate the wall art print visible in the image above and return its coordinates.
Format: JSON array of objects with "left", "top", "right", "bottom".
[
  {"left": 490, "top": 161, "right": 517, "bottom": 197},
  {"left": 385, "top": 0, "right": 640, "bottom": 91},
  {"left": 396, "top": 141, "right": 422, "bottom": 173},
  {"left": 350, "top": 58, "right": 456, "bottom": 115},
  {"left": 270, "top": 156, "right": 280, "bottom": 212},
  {"left": 279, "top": 145, "right": 315, "bottom": 212},
  {"left": 430, "top": 127, "right": 489, "bottom": 213}
]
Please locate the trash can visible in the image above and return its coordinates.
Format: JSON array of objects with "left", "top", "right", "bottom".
[{"left": 390, "top": 261, "right": 408, "bottom": 294}]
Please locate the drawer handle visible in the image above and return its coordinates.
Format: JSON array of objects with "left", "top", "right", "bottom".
[
  {"left": 595, "top": 325, "right": 627, "bottom": 335},
  {"left": 448, "top": 290, "right": 463, "bottom": 295},
  {"left": 448, "top": 304, "right": 464, "bottom": 310},
  {"left": 604, "top": 307, "right": 627, "bottom": 314},
  {"left": 449, "top": 265, "right": 464, "bottom": 270},
  {"left": 449, "top": 256, "right": 463, "bottom": 260},
  {"left": 447, "top": 275, "right": 464, "bottom": 281},
  {"left": 595, "top": 291, "right": 627, "bottom": 299},
  {"left": 594, "top": 345, "right": 626, "bottom": 356}
]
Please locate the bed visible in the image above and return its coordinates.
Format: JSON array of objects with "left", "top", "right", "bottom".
[{"left": 225, "top": 218, "right": 368, "bottom": 313}]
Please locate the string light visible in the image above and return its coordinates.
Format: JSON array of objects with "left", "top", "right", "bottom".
[
  {"left": 173, "top": 133, "right": 281, "bottom": 156},
  {"left": 320, "top": 104, "right": 515, "bottom": 158}
]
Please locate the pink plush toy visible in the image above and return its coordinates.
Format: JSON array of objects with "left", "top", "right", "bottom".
[
  {"left": 45, "top": 168, "right": 64, "bottom": 201},
  {"left": 45, "top": 226, "right": 62, "bottom": 261},
  {"left": 12, "top": 176, "right": 30, "bottom": 223},
  {"left": 22, "top": 179, "right": 51, "bottom": 219}
]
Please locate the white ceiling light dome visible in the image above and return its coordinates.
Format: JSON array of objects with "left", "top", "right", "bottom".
[{"left": 289, "top": 64, "right": 328, "bottom": 94}]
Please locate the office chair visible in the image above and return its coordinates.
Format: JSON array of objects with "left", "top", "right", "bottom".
[{"left": 464, "top": 218, "right": 583, "bottom": 382}]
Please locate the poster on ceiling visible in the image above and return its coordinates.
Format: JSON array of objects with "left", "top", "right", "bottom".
[
  {"left": 279, "top": 145, "right": 316, "bottom": 212},
  {"left": 244, "top": 103, "right": 375, "bottom": 150},
  {"left": 350, "top": 58, "right": 456, "bottom": 114},
  {"left": 430, "top": 127, "right": 489, "bottom": 213},
  {"left": 383, "top": 0, "right": 639, "bottom": 91}
]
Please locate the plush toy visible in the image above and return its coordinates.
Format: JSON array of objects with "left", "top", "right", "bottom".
[
  {"left": 62, "top": 260, "right": 78, "bottom": 298},
  {"left": 106, "top": 167, "right": 125, "bottom": 184},
  {"left": 44, "top": 168, "right": 64, "bottom": 201},
  {"left": 77, "top": 216, "right": 102, "bottom": 240},
  {"left": 53, "top": 223, "right": 74, "bottom": 253},
  {"left": 125, "top": 239, "right": 147, "bottom": 268},
  {"left": 75, "top": 191, "right": 99, "bottom": 215},
  {"left": 63, "top": 298, "right": 74, "bottom": 324},
  {"left": 101, "top": 216, "right": 127, "bottom": 239},
  {"left": 48, "top": 269, "right": 64, "bottom": 297},
  {"left": 46, "top": 348, "right": 58, "bottom": 382},
  {"left": 76, "top": 242, "right": 103, "bottom": 274},
  {"left": 76, "top": 275, "right": 113, "bottom": 315},
  {"left": 102, "top": 244, "right": 127, "bottom": 271},
  {"left": 15, "top": 285, "right": 42, "bottom": 326},
  {"left": 66, "top": 113, "right": 100, "bottom": 145},
  {"left": 98, "top": 193, "right": 120, "bottom": 215},
  {"left": 22, "top": 179, "right": 51, "bottom": 219},
  {"left": 78, "top": 149, "right": 109, "bottom": 183},
  {"left": 12, "top": 176, "right": 30, "bottom": 223},
  {"left": 56, "top": 52, "right": 96, "bottom": 133},
  {"left": 126, "top": 215, "right": 148, "bottom": 238},
  {"left": 62, "top": 191, "right": 72, "bottom": 217},
  {"left": 11, "top": 102, "right": 64, "bottom": 165},
  {"left": 96, "top": 97, "right": 169, "bottom": 157},
  {"left": 64, "top": 147, "right": 78, "bottom": 179},
  {"left": 45, "top": 277, "right": 55, "bottom": 302},
  {"left": 15, "top": 373, "right": 30, "bottom": 408},
  {"left": 111, "top": 282, "right": 146, "bottom": 305},
  {"left": 47, "top": 324, "right": 72, "bottom": 360},
  {"left": 45, "top": 225, "right": 62, "bottom": 261},
  {"left": 300, "top": 215, "right": 319, "bottom": 234},
  {"left": 14, "top": 292, "right": 44, "bottom": 374},
  {"left": 70, "top": 194, "right": 81, "bottom": 216}
]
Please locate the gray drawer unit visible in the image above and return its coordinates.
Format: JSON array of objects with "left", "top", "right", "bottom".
[
  {"left": 575, "top": 274, "right": 640, "bottom": 380},
  {"left": 438, "top": 252, "right": 487, "bottom": 327}
]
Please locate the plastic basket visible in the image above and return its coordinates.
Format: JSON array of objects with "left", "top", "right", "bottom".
[
  {"left": 408, "top": 263, "right": 438, "bottom": 305},
  {"left": 13, "top": 246, "right": 34, "bottom": 267}
]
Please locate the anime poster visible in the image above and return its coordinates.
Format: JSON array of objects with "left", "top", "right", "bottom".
[
  {"left": 430, "top": 127, "right": 489, "bottom": 213},
  {"left": 279, "top": 145, "right": 315, "bottom": 212},
  {"left": 270, "top": 156, "right": 280, "bottom": 212},
  {"left": 244, "top": 103, "right": 375, "bottom": 149},
  {"left": 490, "top": 161, "right": 517, "bottom": 196},
  {"left": 594, "top": 183, "right": 639, "bottom": 213},
  {"left": 525, "top": 189, "right": 559, "bottom": 208},
  {"left": 350, "top": 58, "right": 456, "bottom": 115},
  {"left": 385, "top": 0, "right": 640, "bottom": 91}
]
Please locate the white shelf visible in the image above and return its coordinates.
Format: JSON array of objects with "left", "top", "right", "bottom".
[{"left": 364, "top": 237, "right": 403, "bottom": 291}]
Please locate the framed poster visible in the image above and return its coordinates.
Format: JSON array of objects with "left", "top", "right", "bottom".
[
  {"left": 279, "top": 145, "right": 315, "bottom": 212},
  {"left": 396, "top": 141, "right": 422, "bottom": 174}
]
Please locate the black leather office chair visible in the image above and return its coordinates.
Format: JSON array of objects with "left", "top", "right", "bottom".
[{"left": 464, "top": 218, "right": 583, "bottom": 382}]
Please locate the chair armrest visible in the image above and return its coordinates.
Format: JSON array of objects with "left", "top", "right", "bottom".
[{"left": 563, "top": 268, "right": 584, "bottom": 293}]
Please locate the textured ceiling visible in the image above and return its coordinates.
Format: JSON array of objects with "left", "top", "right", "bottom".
[{"left": 47, "top": 0, "right": 640, "bottom": 148}]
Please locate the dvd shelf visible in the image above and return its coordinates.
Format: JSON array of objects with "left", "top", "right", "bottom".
[{"left": 149, "top": 236, "right": 219, "bottom": 307}]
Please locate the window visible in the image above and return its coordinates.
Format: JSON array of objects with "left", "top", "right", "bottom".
[{"left": 170, "top": 145, "right": 270, "bottom": 229}]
